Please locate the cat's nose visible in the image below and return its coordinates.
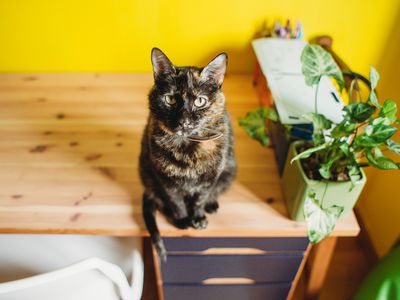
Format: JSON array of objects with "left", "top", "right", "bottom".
[{"left": 179, "top": 120, "right": 191, "bottom": 129}]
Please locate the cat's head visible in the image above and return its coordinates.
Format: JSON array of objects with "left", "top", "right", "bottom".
[{"left": 149, "top": 48, "right": 227, "bottom": 140}]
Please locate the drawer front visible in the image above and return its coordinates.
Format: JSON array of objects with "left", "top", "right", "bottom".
[
  {"left": 164, "top": 237, "right": 309, "bottom": 252},
  {"left": 163, "top": 283, "right": 291, "bottom": 300},
  {"left": 161, "top": 253, "right": 303, "bottom": 283}
]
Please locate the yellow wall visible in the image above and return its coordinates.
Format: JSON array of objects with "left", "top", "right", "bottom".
[
  {"left": 0, "top": 0, "right": 399, "bottom": 73},
  {"left": 356, "top": 4, "right": 400, "bottom": 257},
  {"left": 1, "top": 0, "right": 399, "bottom": 255}
]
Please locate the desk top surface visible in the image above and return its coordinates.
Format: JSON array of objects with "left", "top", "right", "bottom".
[{"left": 0, "top": 73, "right": 359, "bottom": 237}]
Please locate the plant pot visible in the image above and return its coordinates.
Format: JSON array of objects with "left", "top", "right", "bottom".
[
  {"left": 268, "top": 121, "right": 313, "bottom": 176},
  {"left": 281, "top": 141, "right": 367, "bottom": 221}
]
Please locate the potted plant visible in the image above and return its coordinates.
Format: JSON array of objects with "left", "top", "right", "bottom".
[
  {"left": 282, "top": 63, "right": 400, "bottom": 243},
  {"left": 240, "top": 44, "right": 400, "bottom": 243}
]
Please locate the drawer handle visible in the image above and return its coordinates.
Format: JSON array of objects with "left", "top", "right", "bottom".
[
  {"left": 202, "top": 278, "right": 256, "bottom": 285},
  {"left": 201, "top": 248, "right": 266, "bottom": 255}
]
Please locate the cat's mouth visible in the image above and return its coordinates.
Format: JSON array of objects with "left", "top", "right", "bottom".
[
  {"left": 176, "top": 129, "right": 223, "bottom": 142},
  {"left": 186, "top": 132, "right": 223, "bottom": 142}
]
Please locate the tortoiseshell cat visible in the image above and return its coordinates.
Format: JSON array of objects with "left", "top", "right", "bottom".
[{"left": 139, "top": 48, "right": 236, "bottom": 260}]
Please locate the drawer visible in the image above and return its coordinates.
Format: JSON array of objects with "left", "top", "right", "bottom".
[
  {"left": 163, "top": 282, "right": 291, "bottom": 300},
  {"left": 161, "top": 253, "right": 303, "bottom": 283},
  {"left": 164, "top": 237, "right": 309, "bottom": 253}
]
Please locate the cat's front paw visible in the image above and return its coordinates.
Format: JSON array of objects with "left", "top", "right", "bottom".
[
  {"left": 191, "top": 216, "right": 208, "bottom": 230},
  {"left": 205, "top": 201, "right": 219, "bottom": 214},
  {"left": 173, "top": 217, "right": 191, "bottom": 229}
]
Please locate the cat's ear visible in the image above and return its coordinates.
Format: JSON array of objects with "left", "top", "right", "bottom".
[
  {"left": 151, "top": 48, "right": 175, "bottom": 79},
  {"left": 200, "top": 53, "right": 227, "bottom": 86}
]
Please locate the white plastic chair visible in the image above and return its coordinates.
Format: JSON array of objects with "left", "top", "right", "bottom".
[{"left": 0, "top": 235, "right": 144, "bottom": 300}]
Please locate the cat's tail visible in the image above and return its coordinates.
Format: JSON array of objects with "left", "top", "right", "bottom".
[{"left": 142, "top": 195, "right": 167, "bottom": 262}]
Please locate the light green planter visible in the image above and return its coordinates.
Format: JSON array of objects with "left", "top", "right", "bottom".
[{"left": 282, "top": 141, "right": 367, "bottom": 221}]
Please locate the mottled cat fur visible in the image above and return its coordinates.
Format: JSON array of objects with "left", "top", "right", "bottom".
[{"left": 139, "top": 48, "right": 236, "bottom": 260}]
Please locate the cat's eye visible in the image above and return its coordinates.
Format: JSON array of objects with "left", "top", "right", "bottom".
[
  {"left": 194, "top": 96, "right": 208, "bottom": 108},
  {"left": 164, "top": 95, "right": 176, "bottom": 105}
]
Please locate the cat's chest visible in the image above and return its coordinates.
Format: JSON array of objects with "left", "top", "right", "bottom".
[{"left": 151, "top": 139, "right": 225, "bottom": 179}]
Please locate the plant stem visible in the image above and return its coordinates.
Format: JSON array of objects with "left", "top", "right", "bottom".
[
  {"left": 320, "top": 182, "right": 329, "bottom": 208},
  {"left": 358, "top": 149, "right": 366, "bottom": 158},
  {"left": 315, "top": 81, "right": 320, "bottom": 113},
  {"left": 350, "top": 127, "right": 358, "bottom": 147}
]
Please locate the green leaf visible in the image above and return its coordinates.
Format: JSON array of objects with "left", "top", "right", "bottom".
[
  {"left": 291, "top": 143, "right": 329, "bottom": 163},
  {"left": 356, "top": 136, "right": 378, "bottom": 148},
  {"left": 238, "top": 107, "right": 276, "bottom": 146},
  {"left": 369, "top": 90, "right": 380, "bottom": 108},
  {"left": 331, "top": 121, "right": 356, "bottom": 138},
  {"left": 387, "top": 139, "right": 400, "bottom": 155},
  {"left": 355, "top": 124, "right": 397, "bottom": 147},
  {"left": 318, "top": 152, "right": 342, "bottom": 180},
  {"left": 374, "top": 147, "right": 384, "bottom": 157},
  {"left": 266, "top": 107, "right": 279, "bottom": 122},
  {"left": 366, "top": 149, "right": 399, "bottom": 170},
  {"left": 301, "top": 44, "right": 344, "bottom": 91},
  {"left": 380, "top": 99, "right": 397, "bottom": 123},
  {"left": 312, "top": 133, "right": 325, "bottom": 147},
  {"left": 339, "top": 142, "right": 351, "bottom": 157},
  {"left": 348, "top": 166, "right": 362, "bottom": 192},
  {"left": 305, "top": 113, "right": 332, "bottom": 130},
  {"left": 369, "top": 66, "right": 381, "bottom": 108},
  {"left": 303, "top": 191, "right": 344, "bottom": 244},
  {"left": 305, "top": 113, "right": 332, "bottom": 146},
  {"left": 343, "top": 103, "right": 375, "bottom": 123},
  {"left": 372, "top": 117, "right": 390, "bottom": 126},
  {"left": 254, "top": 127, "right": 270, "bottom": 146},
  {"left": 364, "top": 125, "right": 373, "bottom": 136},
  {"left": 366, "top": 123, "right": 397, "bottom": 139},
  {"left": 319, "top": 164, "right": 332, "bottom": 180},
  {"left": 370, "top": 66, "right": 380, "bottom": 90}
]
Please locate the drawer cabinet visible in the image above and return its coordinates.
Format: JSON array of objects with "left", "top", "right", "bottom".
[
  {"left": 164, "top": 237, "right": 309, "bottom": 252},
  {"left": 163, "top": 283, "right": 292, "bottom": 300},
  {"left": 159, "top": 237, "right": 309, "bottom": 300},
  {"left": 162, "top": 254, "right": 303, "bottom": 283}
]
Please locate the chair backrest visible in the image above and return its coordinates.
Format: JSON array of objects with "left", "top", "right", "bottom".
[
  {"left": 0, "top": 258, "right": 133, "bottom": 300},
  {"left": 0, "top": 235, "right": 143, "bottom": 300}
]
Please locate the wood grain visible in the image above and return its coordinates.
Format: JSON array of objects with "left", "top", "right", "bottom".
[
  {"left": 0, "top": 73, "right": 360, "bottom": 237},
  {"left": 287, "top": 243, "right": 312, "bottom": 300},
  {"left": 305, "top": 237, "right": 338, "bottom": 300}
]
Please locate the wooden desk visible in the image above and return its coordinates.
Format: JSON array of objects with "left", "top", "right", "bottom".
[{"left": 0, "top": 73, "right": 359, "bottom": 299}]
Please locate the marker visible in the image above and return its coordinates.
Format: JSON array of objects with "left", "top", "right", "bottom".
[
  {"left": 292, "top": 21, "right": 298, "bottom": 38},
  {"left": 285, "top": 19, "right": 292, "bottom": 39},
  {"left": 296, "top": 21, "right": 303, "bottom": 39},
  {"left": 280, "top": 26, "right": 287, "bottom": 38},
  {"left": 273, "top": 20, "right": 281, "bottom": 37}
]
